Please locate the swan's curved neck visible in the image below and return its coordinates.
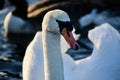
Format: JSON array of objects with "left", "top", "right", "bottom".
[{"left": 42, "top": 30, "right": 64, "bottom": 80}]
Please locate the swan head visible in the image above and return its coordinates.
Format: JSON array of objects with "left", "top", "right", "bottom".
[{"left": 42, "top": 9, "right": 79, "bottom": 50}]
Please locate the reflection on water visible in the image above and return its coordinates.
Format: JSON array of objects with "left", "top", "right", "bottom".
[
  {"left": 0, "top": 25, "right": 24, "bottom": 80},
  {"left": 0, "top": 0, "right": 38, "bottom": 79}
]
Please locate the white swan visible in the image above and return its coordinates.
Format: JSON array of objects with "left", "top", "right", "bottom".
[
  {"left": 23, "top": 9, "right": 79, "bottom": 80},
  {"left": 23, "top": 9, "right": 120, "bottom": 80},
  {"left": 3, "top": 11, "right": 36, "bottom": 37},
  {"left": 3, "top": 0, "right": 37, "bottom": 37},
  {"left": 74, "top": 23, "right": 120, "bottom": 80},
  {"left": 0, "top": 6, "right": 15, "bottom": 25}
]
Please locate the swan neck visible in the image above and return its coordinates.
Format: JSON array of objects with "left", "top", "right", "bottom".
[{"left": 42, "top": 30, "right": 64, "bottom": 80}]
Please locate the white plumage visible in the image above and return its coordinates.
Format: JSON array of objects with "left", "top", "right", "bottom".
[
  {"left": 74, "top": 23, "right": 120, "bottom": 80},
  {"left": 23, "top": 9, "right": 78, "bottom": 80},
  {"left": 23, "top": 9, "right": 120, "bottom": 80}
]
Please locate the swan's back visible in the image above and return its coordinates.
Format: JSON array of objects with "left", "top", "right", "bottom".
[
  {"left": 75, "top": 23, "right": 120, "bottom": 80},
  {"left": 89, "top": 23, "right": 120, "bottom": 57}
]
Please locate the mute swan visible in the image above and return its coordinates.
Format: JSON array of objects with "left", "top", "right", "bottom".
[
  {"left": 3, "top": 0, "right": 37, "bottom": 37},
  {"left": 74, "top": 23, "right": 120, "bottom": 80},
  {"left": 23, "top": 9, "right": 79, "bottom": 80},
  {"left": 0, "top": 6, "right": 15, "bottom": 25},
  {"left": 23, "top": 9, "right": 120, "bottom": 80}
]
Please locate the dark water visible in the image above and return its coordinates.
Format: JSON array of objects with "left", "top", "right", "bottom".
[
  {"left": 0, "top": 1, "right": 40, "bottom": 79},
  {"left": 0, "top": 25, "right": 25, "bottom": 80}
]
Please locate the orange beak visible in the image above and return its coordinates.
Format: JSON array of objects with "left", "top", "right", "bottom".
[{"left": 61, "top": 28, "right": 79, "bottom": 50}]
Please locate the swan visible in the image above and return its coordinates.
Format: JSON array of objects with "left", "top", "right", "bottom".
[
  {"left": 74, "top": 23, "right": 120, "bottom": 80},
  {"left": 23, "top": 9, "right": 79, "bottom": 80},
  {"left": 3, "top": 0, "right": 37, "bottom": 37},
  {"left": 0, "top": 5, "right": 15, "bottom": 35},
  {"left": 4, "top": 11, "right": 36, "bottom": 36},
  {"left": 23, "top": 9, "right": 120, "bottom": 79},
  {"left": 0, "top": 6, "right": 15, "bottom": 25}
]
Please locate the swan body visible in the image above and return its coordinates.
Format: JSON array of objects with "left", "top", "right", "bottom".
[
  {"left": 0, "top": 6, "right": 15, "bottom": 35},
  {"left": 23, "top": 32, "right": 44, "bottom": 80},
  {"left": 74, "top": 23, "right": 120, "bottom": 80},
  {"left": 0, "top": 6, "right": 15, "bottom": 24},
  {"left": 3, "top": 11, "right": 36, "bottom": 37}
]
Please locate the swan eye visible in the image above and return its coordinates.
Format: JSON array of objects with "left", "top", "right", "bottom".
[{"left": 56, "top": 20, "right": 73, "bottom": 33}]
